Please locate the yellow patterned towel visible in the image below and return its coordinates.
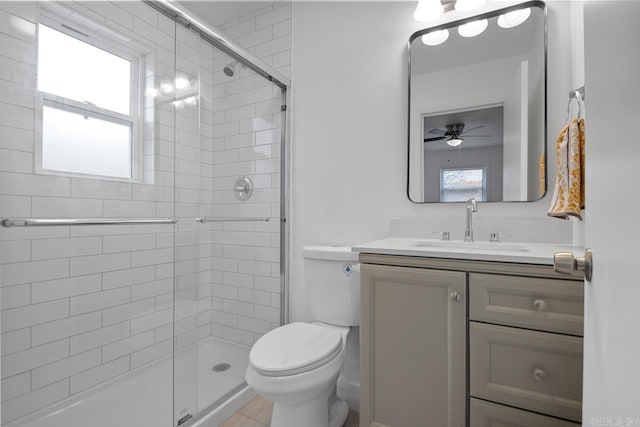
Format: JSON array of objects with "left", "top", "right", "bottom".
[{"left": 548, "top": 118, "right": 586, "bottom": 220}]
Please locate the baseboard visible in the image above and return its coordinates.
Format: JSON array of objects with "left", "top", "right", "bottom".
[{"left": 337, "top": 380, "right": 360, "bottom": 412}]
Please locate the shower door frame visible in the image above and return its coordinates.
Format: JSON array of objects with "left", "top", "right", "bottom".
[{"left": 143, "top": 0, "right": 290, "bottom": 424}]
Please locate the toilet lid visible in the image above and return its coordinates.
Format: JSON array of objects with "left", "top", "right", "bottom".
[{"left": 250, "top": 322, "right": 343, "bottom": 377}]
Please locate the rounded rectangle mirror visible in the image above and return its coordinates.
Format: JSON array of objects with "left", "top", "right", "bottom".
[{"left": 408, "top": 1, "right": 547, "bottom": 203}]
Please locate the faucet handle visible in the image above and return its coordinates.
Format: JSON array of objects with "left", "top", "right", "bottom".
[
  {"left": 490, "top": 232, "right": 512, "bottom": 242},
  {"left": 432, "top": 231, "right": 451, "bottom": 241}
]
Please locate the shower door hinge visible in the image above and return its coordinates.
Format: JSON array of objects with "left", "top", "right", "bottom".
[
  {"left": 177, "top": 414, "right": 193, "bottom": 426},
  {"left": 281, "top": 105, "right": 287, "bottom": 112}
]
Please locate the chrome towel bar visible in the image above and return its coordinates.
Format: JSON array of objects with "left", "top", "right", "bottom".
[
  {"left": 195, "top": 217, "right": 270, "bottom": 223},
  {"left": 0, "top": 218, "right": 177, "bottom": 227}
]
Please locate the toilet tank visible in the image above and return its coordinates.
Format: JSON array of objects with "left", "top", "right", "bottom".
[{"left": 302, "top": 246, "right": 360, "bottom": 326}]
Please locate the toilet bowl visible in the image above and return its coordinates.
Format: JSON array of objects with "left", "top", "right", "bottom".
[
  {"left": 246, "top": 322, "right": 350, "bottom": 427},
  {"left": 245, "top": 246, "right": 360, "bottom": 427}
]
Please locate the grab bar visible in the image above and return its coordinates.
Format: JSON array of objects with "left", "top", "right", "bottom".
[
  {"left": 1, "top": 218, "right": 177, "bottom": 227},
  {"left": 195, "top": 217, "right": 270, "bottom": 223}
]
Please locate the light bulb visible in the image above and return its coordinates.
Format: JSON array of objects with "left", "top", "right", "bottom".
[
  {"left": 447, "top": 138, "right": 463, "bottom": 147},
  {"left": 497, "top": 8, "right": 531, "bottom": 28},
  {"left": 160, "top": 82, "right": 174, "bottom": 94},
  {"left": 458, "top": 19, "right": 488, "bottom": 37},
  {"left": 421, "top": 29, "right": 449, "bottom": 46},
  {"left": 174, "top": 76, "right": 190, "bottom": 90},
  {"left": 455, "top": 0, "right": 487, "bottom": 12},
  {"left": 184, "top": 96, "right": 197, "bottom": 105},
  {"left": 413, "top": 0, "right": 444, "bottom": 22}
]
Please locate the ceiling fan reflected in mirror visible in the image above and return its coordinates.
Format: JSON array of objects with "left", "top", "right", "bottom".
[{"left": 424, "top": 123, "right": 491, "bottom": 147}]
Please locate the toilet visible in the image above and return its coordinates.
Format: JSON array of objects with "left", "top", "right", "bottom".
[{"left": 245, "top": 246, "right": 360, "bottom": 427}]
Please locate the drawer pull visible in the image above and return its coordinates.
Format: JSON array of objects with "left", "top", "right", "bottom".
[
  {"left": 533, "top": 299, "right": 547, "bottom": 311},
  {"left": 533, "top": 368, "right": 547, "bottom": 381},
  {"left": 451, "top": 291, "right": 462, "bottom": 302}
]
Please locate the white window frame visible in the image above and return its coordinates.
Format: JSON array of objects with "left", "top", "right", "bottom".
[
  {"left": 440, "top": 166, "right": 487, "bottom": 202},
  {"left": 34, "top": 11, "right": 145, "bottom": 182}
]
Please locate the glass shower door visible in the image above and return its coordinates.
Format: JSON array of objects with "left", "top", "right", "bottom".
[
  {"left": 169, "top": 18, "right": 287, "bottom": 425},
  {"left": 174, "top": 27, "right": 282, "bottom": 422},
  {"left": 0, "top": 2, "right": 179, "bottom": 425},
  {"left": 170, "top": 22, "right": 204, "bottom": 426}
]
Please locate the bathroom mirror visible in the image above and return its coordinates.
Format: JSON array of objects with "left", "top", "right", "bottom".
[{"left": 408, "top": 1, "right": 546, "bottom": 203}]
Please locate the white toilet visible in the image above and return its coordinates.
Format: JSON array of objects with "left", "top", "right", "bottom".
[{"left": 245, "top": 246, "right": 360, "bottom": 427}]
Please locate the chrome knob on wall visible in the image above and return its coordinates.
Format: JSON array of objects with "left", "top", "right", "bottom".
[{"left": 234, "top": 176, "right": 254, "bottom": 201}]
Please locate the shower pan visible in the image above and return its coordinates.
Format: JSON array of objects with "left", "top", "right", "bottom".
[{"left": 0, "top": 1, "right": 289, "bottom": 426}]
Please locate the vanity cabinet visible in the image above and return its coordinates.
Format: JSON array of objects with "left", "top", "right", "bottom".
[
  {"left": 359, "top": 254, "right": 583, "bottom": 427},
  {"left": 360, "top": 263, "right": 466, "bottom": 427}
]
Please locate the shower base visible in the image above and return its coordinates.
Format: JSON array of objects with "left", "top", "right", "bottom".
[{"left": 6, "top": 337, "right": 253, "bottom": 427}]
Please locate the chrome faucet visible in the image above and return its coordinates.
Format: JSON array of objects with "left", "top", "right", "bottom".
[{"left": 464, "top": 198, "right": 477, "bottom": 242}]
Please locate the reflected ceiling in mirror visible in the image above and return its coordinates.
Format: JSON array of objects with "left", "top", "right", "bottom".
[{"left": 408, "top": 2, "right": 546, "bottom": 203}]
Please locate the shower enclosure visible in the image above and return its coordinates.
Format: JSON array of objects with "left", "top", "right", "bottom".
[{"left": 0, "top": 1, "right": 289, "bottom": 426}]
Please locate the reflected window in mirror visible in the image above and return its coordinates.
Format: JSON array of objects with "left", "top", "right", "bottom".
[
  {"left": 408, "top": 2, "right": 547, "bottom": 203},
  {"left": 440, "top": 167, "right": 486, "bottom": 202}
]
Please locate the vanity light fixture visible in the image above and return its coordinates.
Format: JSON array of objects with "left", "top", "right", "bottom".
[
  {"left": 421, "top": 29, "right": 450, "bottom": 46},
  {"left": 497, "top": 7, "right": 531, "bottom": 28},
  {"left": 454, "top": 0, "right": 487, "bottom": 12},
  {"left": 160, "top": 82, "right": 174, "bottom": 94},
  {"left": 458, "top": 18, "right": 488, "bottom": 37},
  {"left": 413, "top": 0, "right": 444, "bottom": 22},
  {"left": 447, "top": 137, "right": 463, "bottom": 147}
]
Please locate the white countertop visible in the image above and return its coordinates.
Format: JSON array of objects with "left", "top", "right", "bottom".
[{"left": 352, "top": 237, "right": 584, "bottom": 265}]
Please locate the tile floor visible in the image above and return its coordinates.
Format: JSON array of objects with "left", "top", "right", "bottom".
[{"left": 220, "top": 395, "right": 360, "bottom": 427}]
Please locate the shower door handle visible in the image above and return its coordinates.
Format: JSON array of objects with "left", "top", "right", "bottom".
[{"left": 1, "top": 218, "right": 177, "bottom": 227}]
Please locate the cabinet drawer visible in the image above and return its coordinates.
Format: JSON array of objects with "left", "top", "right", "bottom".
[
  {"left": 471, "top": 398, "right": 579, "bottom": 427},
  {"left": 469, "top": 273, "right": 584, "bottom": 335},
  {"left": 470, "top": 322, "right": 583, "bottom": 422}
]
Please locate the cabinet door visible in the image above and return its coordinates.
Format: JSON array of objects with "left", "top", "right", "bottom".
[{"left": 360, "top": 264, "right": 466, "bottom": 427}]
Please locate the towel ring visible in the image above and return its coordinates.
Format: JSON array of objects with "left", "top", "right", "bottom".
[{"left": 566, "top": 88, "right": 585, "bottom": 123}]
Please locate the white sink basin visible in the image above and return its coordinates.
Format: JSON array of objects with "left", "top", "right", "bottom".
[{"left": 411, "top": 241, "right": 531, "bottom": 253}]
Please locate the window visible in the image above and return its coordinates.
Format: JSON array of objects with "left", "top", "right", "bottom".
[
  {"left": 36, "top": 17, "right": 141, "bottom": 180},
  {"left": 440, "top": 168, "right": 486, "bottom": 202}
]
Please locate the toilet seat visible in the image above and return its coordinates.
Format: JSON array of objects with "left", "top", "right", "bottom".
[{"left": 249, "top": 322, "right": 343, "bottom": 377}]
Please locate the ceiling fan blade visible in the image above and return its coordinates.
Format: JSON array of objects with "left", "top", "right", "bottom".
[
  {"left": 428, "top": 128, "right": 447, "bottom": 135},
  {"left": 461, "top": 125, "right": 485, "bottom": 133},
  {"left": 461, "top": 134, "right": 492, "bottom": 138},
  {"left": 424, "top": 136, "right": 447, "bottom": 142}
]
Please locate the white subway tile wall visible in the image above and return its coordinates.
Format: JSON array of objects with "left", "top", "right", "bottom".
[{"left": 0, "top": 1, "right": 289, "bottom": 423}]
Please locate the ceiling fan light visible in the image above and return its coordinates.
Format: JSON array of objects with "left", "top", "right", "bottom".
[
  {"left": 413, "top": 0, "right": 444, "bottom": 22},
  {"left": 458, "top": 19, "right": 488, "bottom": 37},
  {"left": 455, "top": 0, "right": 487, "bottom": 12},
  {"left": 497, "top": 8, "right": 531, "bottom": 28},
  {"left": 421, "top": 29, "right": 449, "bottom": 46},
  {"left": 447, "top": 137, "right": 463, "bottom": 147}
]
